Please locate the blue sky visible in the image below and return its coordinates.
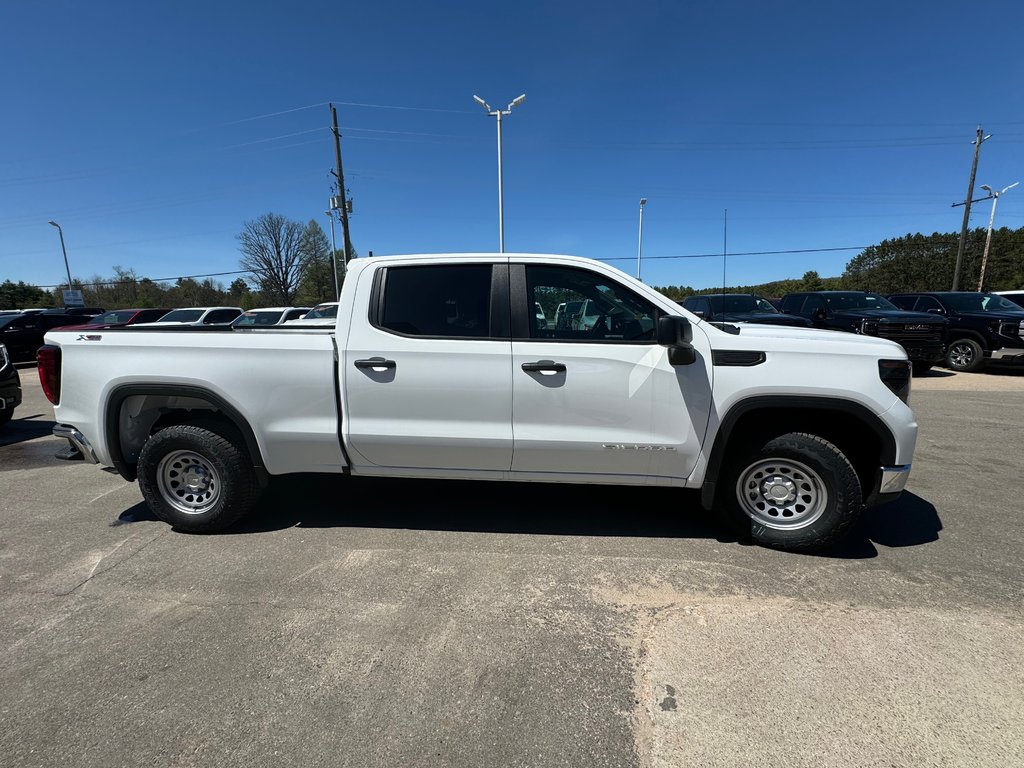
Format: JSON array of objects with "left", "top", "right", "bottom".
[{"left": 2, "top": 0, "right": 1023, "bottom": 293}]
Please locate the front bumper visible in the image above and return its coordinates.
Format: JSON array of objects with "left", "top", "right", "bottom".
[
  {"left": 897, "top": 342, "right": 945, "bottom": 364},
  {"left": 0, "top": 371, "right": 22, "bottom": 413},
  {"left": 867, "top": 463, "right": 912, "bottom": 507},
  {"left": 988, "top": 347, "right": 1024, "bottom": 364}
]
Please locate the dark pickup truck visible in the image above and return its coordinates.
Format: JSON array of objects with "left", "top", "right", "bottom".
[
  {"left": 779, "top": 291, "right": 947, "bottom": 372},
  {"left": 681, "top": 293, "right": 813, "bottom": 327},
  {"left": 0, "top": 342, "right": 21, "bottom": 427},
  {"left": 888, "top": 292, "right": 1024, "bottom": 372}
]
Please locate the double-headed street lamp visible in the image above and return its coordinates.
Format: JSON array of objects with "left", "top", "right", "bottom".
[
  {"left": 636, "top": 198, "right": 647, "bottom": 280},
  {"left": 977, "top": 181, "right": 1019, "bottom": 291},
  {"left": 324, "top": 209, "right": 340, "bottom": 301},
  {"left": 473, "top": 93, "right": 526, "bottom": 253},
  {"left": 47, "top": 220, "right": 73, "bottom": 290}
]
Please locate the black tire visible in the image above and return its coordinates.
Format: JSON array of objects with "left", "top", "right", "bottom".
[
  {"left": 137, "top": 424, "right": 259, "bottom": 532},
  {"left": 945, "top": 338, "right": 984, "bottom": 372},
  {"left": 911, "top": 362, "right": 933, "bottom": 375},
  {"left": 716, "top": 432, "right": 863, "bottom": 552},
  {"left": 0, "top": 409, "right": 12, "bottom": 427}
]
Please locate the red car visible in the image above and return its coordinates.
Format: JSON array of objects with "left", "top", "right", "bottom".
[{"left": 52, "top": 308, "right": 173, "bottom": 332}]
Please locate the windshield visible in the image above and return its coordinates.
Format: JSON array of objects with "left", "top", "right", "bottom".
[
  {"left": 232, "top": 310, "right": 284, "bottom": 326},
  {"left": 304, "top": 304, "right": 338, "bottom": 319},
  {"left": 708, "top": 295, "right": 779, "bottom": 314},
  {"left": 822, "top": 292, "right": 897, "bottom": 311},
  {"left": 158, "top": 309, "right": 204, "bottom": 323},
  {"left": 943, "top": 294, "right": 1024, "bottom": 313}
]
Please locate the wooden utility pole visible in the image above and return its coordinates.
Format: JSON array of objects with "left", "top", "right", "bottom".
[
  {"left": 951, "top": 126, "right": 989, "bottom": 290},
  {"left": 330, "top": 104, "right": 354, "bottom": 265}
]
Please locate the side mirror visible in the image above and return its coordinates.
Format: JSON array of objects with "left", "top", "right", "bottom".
[
  {"left": 691, "top": 309, "right": 705, "bottom": 320},
  {"left": 812, "top": 308, "right": 827, "bottom": 322},
  {"left": 657, "top": 315, "right": 696, "bottom": 365},
  {"left": 926, "top": 308, "right": 945, "bottom": 315}
]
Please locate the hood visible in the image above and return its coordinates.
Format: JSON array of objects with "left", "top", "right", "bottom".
[
  {"left": 953, "top": 309, "right": 1024, "bottom": 321},
  {"left": 716, "top": 312, "right": 812, "bottom": 327}
]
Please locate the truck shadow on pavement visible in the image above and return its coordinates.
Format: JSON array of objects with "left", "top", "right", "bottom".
[
  {"left": 189, "top": 476, "right": 942, "bottom": 558},
  {"left": 0, "top": 415, "right": 54, "bottom": 447}
]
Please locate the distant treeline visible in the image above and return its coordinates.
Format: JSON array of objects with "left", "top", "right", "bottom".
[
  {"left": 4, "top": 226, "right": 1023, "bottom": 310},
  {"left": 655, "top": 226, "right": 1024, "bottom": 301}
]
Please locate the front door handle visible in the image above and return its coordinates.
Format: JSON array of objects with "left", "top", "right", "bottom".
[
  {"left": 354, "top": 357, "right": 396, "bottom": 370},
  {"left": 521, "top": 360, "right": 566, "bottom": 374}
]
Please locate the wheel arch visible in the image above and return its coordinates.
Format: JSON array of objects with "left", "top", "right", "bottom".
[
  {"left": 700, "top": 396, "right": 897, "bottom": 509},
  {"left": 946, "top": 329, "right": 989, "bottom": 351},
  {"left": 104, "top": 384, "right": 268, "bottom": 485}
]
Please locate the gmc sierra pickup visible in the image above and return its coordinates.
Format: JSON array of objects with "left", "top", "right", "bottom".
[{"left": 41, "top": 254, "right": 918, "bottom": 552}]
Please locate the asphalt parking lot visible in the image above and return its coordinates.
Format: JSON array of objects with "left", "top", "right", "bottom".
[{"left": 2, "top": 366, "right": 1022, "bottom": 767}]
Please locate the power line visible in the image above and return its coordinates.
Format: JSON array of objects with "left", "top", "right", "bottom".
[{"left": 33, "top": 269, "right": 252, "bottom": 290}]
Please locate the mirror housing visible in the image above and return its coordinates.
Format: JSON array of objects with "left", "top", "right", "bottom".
[
  {"left": 691, "top": 309, "right": 705, "bottom": 320},
  {"left": 812, "top": 307, "right": 827, "bottom": 322},
  {"left": 926, "top": 307, "right": 945, "bottom": 315},
  {"left": 657, "top": 315, "right": 696, "bottom": 365}
]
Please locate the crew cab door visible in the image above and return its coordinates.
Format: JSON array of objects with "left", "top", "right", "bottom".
[
  {"left": 343, "top": 261, "right": 513, "bottom": 472},
  {"left": 509, "top": 263, "right": 709, "bottom": 482}
]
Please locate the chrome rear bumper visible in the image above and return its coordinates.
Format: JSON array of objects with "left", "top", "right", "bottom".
[{"left": 52, "top": 424, "right": 98, "bottom": 464}]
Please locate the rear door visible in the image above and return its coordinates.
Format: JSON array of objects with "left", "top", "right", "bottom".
[{"left": 343, "top": 260, "right": 514, "bottom": 472}]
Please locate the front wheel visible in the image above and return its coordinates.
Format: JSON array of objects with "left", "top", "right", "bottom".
[
  {"left": 717, "top": 432, "right": 863, "bottom": 552},
  {"left": 945, "top": 338, "right": 984, "bottom": 372},
  {"left": 137, "top": 424, "right": 260, "bottom": 532}
]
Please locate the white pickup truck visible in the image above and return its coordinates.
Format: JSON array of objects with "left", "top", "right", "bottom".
[{"left": 40, "top": 254, "right": 917, "bottom": 552}]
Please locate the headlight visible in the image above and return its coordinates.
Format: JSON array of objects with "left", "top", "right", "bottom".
[
  {"left": 860, "top": 319, "right": 879, "bottom": 335},
  {"left": 0, "top": 343, "right": 8, "bottom": 368},
  {"left": 878, "top": 359, "right": 911, "bottom": 404}
]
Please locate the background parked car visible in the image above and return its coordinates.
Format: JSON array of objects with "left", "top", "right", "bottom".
[
  {"left": 137, "top": 307, "right": 243, "bottom": 326},
  {"left": 682, "top": 293, "right": 813, "bottom": 327},
  {"left": 888, "top": 292, "right": 1024, "bottom": 372},
  {"left": 51, "top": 308, "right": 173, "bottom": 332},
  {"left": 0, "top": 343, "right": 22, "bottom": 427},
  {"left": 995, "top": 290, "right": 1024, "bottom": 310},
  {"left": 0, "top": 312, "right": 87, "bottom": 362},
  {"left": 285, "top": 302, "right": 339, "bottom": 326},
  {"left": 779, "top": 290, "right": 947, "bottom": 373},
  {"left": 231, "top": 307, "right": 311, "bottom": 327}
]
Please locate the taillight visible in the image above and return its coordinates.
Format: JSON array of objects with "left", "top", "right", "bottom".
[
  {"left": 878, "top": 359, "right": 911, "bottom": 404},
  {"left": 37, "top": 345, "right": 61, "bottom": 405}
]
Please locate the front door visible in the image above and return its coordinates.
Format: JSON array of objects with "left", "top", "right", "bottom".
[{"left": 510, "top": 263, "right": 709, "bottom": 482}]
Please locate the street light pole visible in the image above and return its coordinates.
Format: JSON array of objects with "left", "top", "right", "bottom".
[
  {"left": 473, "top": 93, "right": 526, "bottom": 253},
  {"left": 47, "top": 220, "right": 73, "bottom": 291},
  {"left": 977, "top": 182, "right": 1019, "bottom": 292},
  {"left": 324, "top": 210, "right": 340, "bottom": 301},
  {"left": 636, "top": 198, "right": 647, "bottom": 279}
]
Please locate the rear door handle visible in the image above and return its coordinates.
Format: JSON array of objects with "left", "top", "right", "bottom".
[
  {"left": 521, "top": 360, "right": 566, "bottom": 374},
  {"left": 354, "top": 357, "right": 396, "bottom": 370}
]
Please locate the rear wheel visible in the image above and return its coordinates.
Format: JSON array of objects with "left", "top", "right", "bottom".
[
  {"left": 137, "top": 424, "right": 259, "bottom": 532},
  {"left": 945, "top": 338, "right": 984, "bottom": 372},
  {"left": 717, "top": 432, "right": 863, "bottom": 552}
]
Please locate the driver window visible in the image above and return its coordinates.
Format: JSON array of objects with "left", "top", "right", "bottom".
[{"left": 525, "top": 265, "right": 657, "bottom": 342}]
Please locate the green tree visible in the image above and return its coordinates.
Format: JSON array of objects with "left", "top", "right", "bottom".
[{"left": 296, "top": 219, "right": 345, "bottom": 305}]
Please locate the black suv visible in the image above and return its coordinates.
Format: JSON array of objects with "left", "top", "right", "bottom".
[
  {"left": 779, "top": 291, "right": 947, "bottom": 371},
  {"left": 0, "top": 312, "right": 87, "bottom": 363},
  {"left": 888, "top": 292, "right": 1024, "bottom": 372},
  {"left": 681, "top": 294, "right": 813, "bottom": 327},
  {"left": 0, "top": 342, "right": 21, "bottom": 427}
]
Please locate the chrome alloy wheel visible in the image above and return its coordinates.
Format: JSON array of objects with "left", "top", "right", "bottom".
[
  {"left": 156, "top": 449, "right": 221, "bottom": 515},
  {"left": 948, "top": 341, "right": 976, "bottom": 369},
  {"left": 735, "top": 458, "right": 827, "bottom": 530}
]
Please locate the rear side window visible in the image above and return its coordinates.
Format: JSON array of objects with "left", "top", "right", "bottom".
[
  {"left": 204, "top": 309, "right": 241, "bottom": 324},
  {"left": 779, "top": 295, "right": 803, "bottom": 314},
  {"left": 887, "top": 295, "right": 915, "bottom": 310},
  {"left": 379, "top": 265, "right": 493, "bottom": 338}
]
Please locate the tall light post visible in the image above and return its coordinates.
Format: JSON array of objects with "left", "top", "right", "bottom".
[
  {"left": 324, "top": 210, "right": 340, "bottom": 301},
  {"left": 636, "top": 198, "right": 647, "bottom": 279},
  {"left": 977, "top": 181, "right": 1019, "bottom": 292},
  {"left": 47, "top": 220, "right": 73, "bottom": 290},
  {"left": 473, "top": 93, "right": 526, "bottom": 253}
]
